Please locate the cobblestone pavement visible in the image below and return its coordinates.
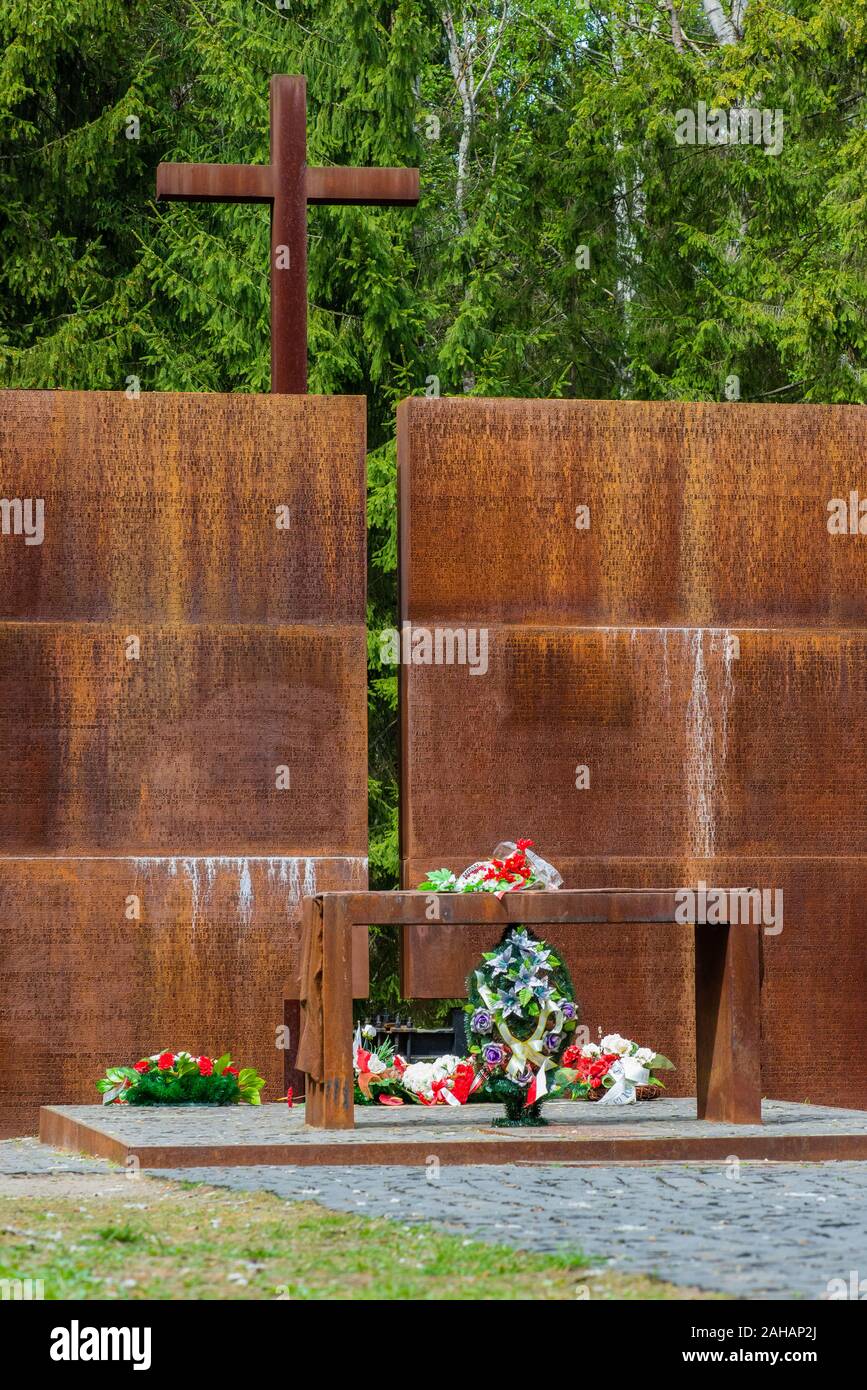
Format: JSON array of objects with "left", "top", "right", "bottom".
[
  {"left": 0, "top": 1137, "right": 109, "bottom": 1176},
  {"left": 3, "top": 1138, "right": 866, "bottom": 1299}
]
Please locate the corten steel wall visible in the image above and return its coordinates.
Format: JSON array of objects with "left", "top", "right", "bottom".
[
  {"left": 398, "top": 397, "right": 867, "bottom": 1108},
  {"left": 0, "top": 392, "right": 368, "bottom": 1136}
]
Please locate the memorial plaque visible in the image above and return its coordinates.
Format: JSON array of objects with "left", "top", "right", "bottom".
[
  {"left": 399, "top": 397, "right": 867, "bottom": 1107},
  {"left": 0, "top": 391, "right": 368, "bottom": 1135}
]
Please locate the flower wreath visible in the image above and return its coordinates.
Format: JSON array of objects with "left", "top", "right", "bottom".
[{"left": 465, "top": 925, "right": 579, "bottom": 1127}]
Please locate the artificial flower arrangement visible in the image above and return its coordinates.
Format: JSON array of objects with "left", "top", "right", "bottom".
[
  {"left": 353, "top": 918, "right": 581, "bottom": 1126},
  {"left": 353, "top": 1026, "right": 408, "bottom": 1104},
  {"left": 417, "top": 838, "right": 563, "bottom": 895},
  {"left": 96, "top": 1051, "right": 266, "bottom": 1106},
  {"left": 465, "top": 926, "right": 579, "bottom": 1127},
  {"left": 554, "top": 1034, "right": 675, "bottom": 1104},
  {"left": 353, "top": 1025, "right": 477, "bottom": 1107},
  {"left": 357, "top": 829, "right": 674, "bottom": 1119},
  {"left": 352, "top": 1016, "right": 675, "bottom": 1114},
  {"left": 401, "top": 1055, "right": 477, "bottom": 1106}
]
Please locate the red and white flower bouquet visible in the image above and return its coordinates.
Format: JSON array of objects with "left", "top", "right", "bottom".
[
  {"left": 417, "top": 838, "right": 562, "bottom": 896},
  {"left": 399, "top": 1055, "right": 480, "bottom": 1106},
  {"left": 554, "top": 1034, "right": 675, "bottom": 1104},
  {"left": 96, "top": 1051, "right": 265, "bottom": 1106}
]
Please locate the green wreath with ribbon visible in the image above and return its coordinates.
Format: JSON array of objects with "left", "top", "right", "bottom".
[{"left": 465, "top": 926, "right": 580, "bottom": 1127}]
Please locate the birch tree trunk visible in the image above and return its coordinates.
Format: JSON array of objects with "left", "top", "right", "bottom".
[
  {"left": 442, "top": 7, "right": 476, "bottom": 232},
  {"left": 441, "top": 4, "right": 510, "bottom": 390},
  {"left": 702, "top": 0, "right": 743, "bottom": 45}
]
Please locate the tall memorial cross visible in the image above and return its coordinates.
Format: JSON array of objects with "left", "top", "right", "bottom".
[{"left": 156, "top": 74, "right": 419, "bottom": 393}]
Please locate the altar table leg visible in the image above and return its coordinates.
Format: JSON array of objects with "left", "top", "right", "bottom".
[
  {"left": 694, "top": 922, "right": 762, "bottom": 1124},
  {"left": 305, "top": 898, "right": 355, "bottom": 1129}
]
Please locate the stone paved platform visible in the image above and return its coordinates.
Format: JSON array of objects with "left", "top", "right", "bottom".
[{"left": 39, "top": 1098, "right": 867, "bottom": 1167}]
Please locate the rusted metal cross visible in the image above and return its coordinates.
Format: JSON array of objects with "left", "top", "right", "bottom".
[{"left": 156, "top": 75, "right": 419, "bottom": 393}]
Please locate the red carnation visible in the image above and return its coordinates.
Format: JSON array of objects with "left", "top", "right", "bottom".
[
  {"left": 562, "top": 1045, "right": 582, "bottom": 1068},
  {"left": 133, "top": 1059, "right": 149, "bottom": 1074},
  {"left": 516, "top": 838, "right": 534, "bottom": 851},
  {"left": 157, "top": 1051, "right": 174, "bottom": 1070},
  {"left": 198, "top": 1056, "right": 213, "bottom": 1076},
  {"left": 223, "top": 1064, "right": 239, "bottom": 1077}
]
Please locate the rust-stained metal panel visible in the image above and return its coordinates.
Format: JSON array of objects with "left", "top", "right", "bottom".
[
  {"left": 398, "top": 397, "right": 867, "bottom": 627},
  {"left": 401, "top": 627, "right": 867, "bottom": 861},
  {"left": 0, "top": 856, "right": 368, "bottom": 1137},
  {"left": 399, "top": 397, "right": 867, "bottom": 1110},
  {"left": 0, "top": 392, "right": 365, "bottom": 622},
  {"left": 0, "top": 390, "right": 368, "bottom": 1131},
  {"left": 0, "top": 624, "right": 367, "bottom": 855}
]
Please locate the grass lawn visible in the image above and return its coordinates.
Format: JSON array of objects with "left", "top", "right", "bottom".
[{"left": 0, "top": 1175, "right": 723, "bottom": 1300}]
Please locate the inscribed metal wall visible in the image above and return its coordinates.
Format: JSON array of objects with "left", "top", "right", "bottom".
[
  {"left": 399, "top": 397, "right": 867, "bottom": 1106},
  {"left": 0, "top": 392, "right": 368, "bottom": 1135}
]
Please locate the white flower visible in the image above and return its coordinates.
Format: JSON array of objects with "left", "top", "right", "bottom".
[
  {"left": 600, "top": 1034, "right": 632, "bottom": 1057},
  {"left": 361, "top": 1024, "right": 377, "bottom": 1040},
  {"left": 401, "top": 1062, "right": 435, "bottom": 1098},
  {"left": 581, "top": 1043, "right": 601, "bottom": 1058},
  {"left": 366, "top": 1054, "right": 387, "bottom": 1075},
  {"left": 635, "top": 1047, "right": 655, "bottom": 1066},
  {"left": 431, "top": 1054, "right": 462, "bottom": 1081},
  {"left": 402, "top": 1055, "right": 463, "bottom": 1099}
]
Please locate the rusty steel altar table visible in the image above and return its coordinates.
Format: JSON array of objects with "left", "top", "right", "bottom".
[{"left": 296, "top": 889, "right": 762, "bottom": 1131}]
